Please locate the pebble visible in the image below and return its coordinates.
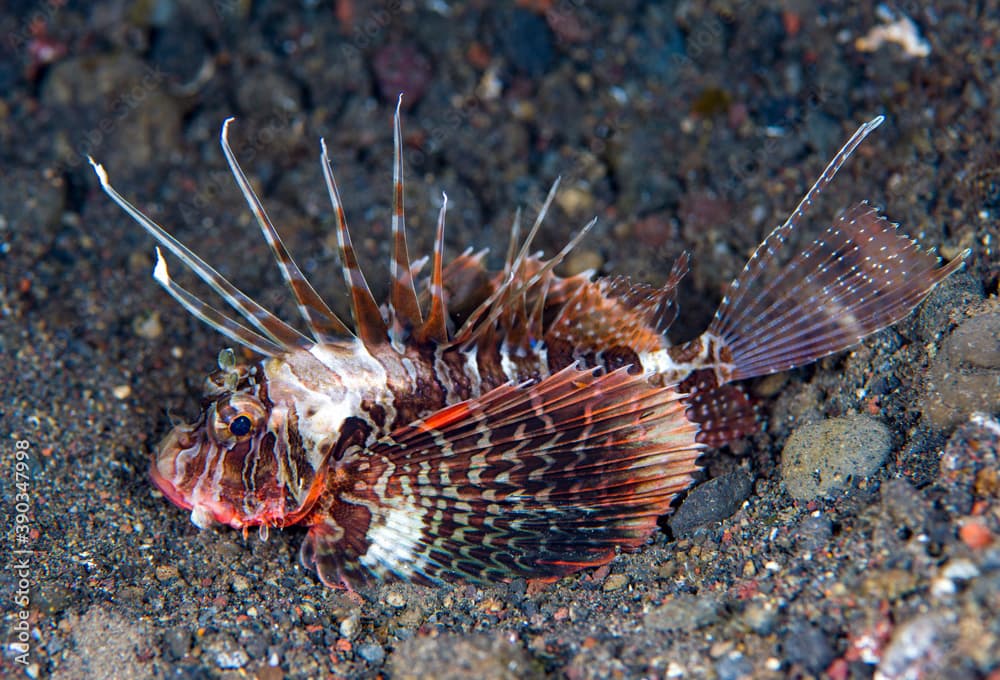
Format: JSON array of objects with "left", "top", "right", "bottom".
[
  {"left": 944, "top": 558, "right": 981, "bottom": 581},
  {"left": 878, "top": 613, "right": 954, "bottom": 679},
  {"left": 396, "top": 603, "right": 425, "bottom": 628},
  {"left": 156, "top": 564, "right": 181, "bottom": 582},
  {"left": 357, "top": 642, "right": 386, "bottom": 665},
  {"left": 162, "top": 627, "right": 191, "bottom": 661},
  {"left": 781, "top": 415, "right": 892, "bottom": 500},
  {"left": 922, "top": 312, "right": 1000, "bottom": 427},
  {"left": 947, "top": 312, "right": 1000, "bottom": 367},
  {"left": 754, "top": 371, "right": 788, "bottom": 398},
  {"left": 863, "top": 568, "right": 919, "bottom": 601},
  {"left": 742, "top": 602, "right": 778, "bottom": 635},
  {"left": 670, "top": 467, "right": 753, "bottom": 536},
  {"left": 216, "top": 648, "right": 249, "bottom": 670},
  {"left": 230, "top": 574, "right": 250, "bottom": 592},
  {"left": 793, "top": 512, "right": 833, "bottom": 553},
  {"left": 203, "top": 634, "right": 249, "bottom": 670},
  {"left": 373, "top": 42, "right": 432, "bottom": 106},
  {"left": 555, "top": 185, "right": 596, "bottom": 218},
  {"left": 256, "top": 666, "right": 284, "bottom": 680},
  {"left": 932, "top": 558, "right": 981, "bottom": 598},
  {"left": 133, "top": 311, "right": 163, "bottom": 340},
  {"left": 388, "top": 632, "right": 542, "bottom": 680},
  {"left": 782, "top": 621, "right": 834, "bottom": 675},
  {"left": 715, "top": 651, "right": 754, "bottom": 680},
  {"left": 0, "top": 169, "right": 65, "bottom": 244},
  {"left": 147, "top": 8, "right": 212, "bottom": 91},
  {"left": 678, "top": 190, "right": 734, "bottom": 237},
  {"left": 233, "top": 64, "right": 302, "bottom": 126},
  {"left": 602, "top": 573, "right": 629, "bottom": 592},
  {"left": 880, "top": 477, "right": 930, "bottom": 535},
  {"left": 959, "top": 520, "right": 995, "bottom": 549},
  {"left": 42, "top": 53, "right": 182, "bottom": 171},
  {"left": 494, "top": 8, "right": 554, "bottom": 77},
  {"left": 339, "top": 612, "right": 360, "bottom": 639},
  {"left": 385, "top": 590, "right": 407, "bottom": 608},
  {"left": 629, "top": 212, "right": 678, "bottom": 249},
  {"left": 563, "top": 249, "right": 604, "bottom": 276},
  {"left": 609, "top": 123, "right": 682, "bottom": 215},
  {"left": 644, "top": 594, "right": 721, "bottom": 632}
]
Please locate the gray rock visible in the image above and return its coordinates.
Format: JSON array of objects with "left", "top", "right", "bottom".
[
  {"left": 881, "top": 478, "right": 929, "bottom": 533},
  {"left": 42, "top": 53, "right": 182, "bottom": 173},
  {"left": 715, "top": 651, "right": 754, "bottom": 680},
  {"left": 781, "top": 415, "right": 892, "bottom": 500},
  {"left": 162, "top": 627, "right": 191, "bottom": 661},
  {"left": 742, "top": 602, "right": 778, "bottom": 635},
  {"left": 357, "top": 642, "right": 386, "bottom": 665},
  {"left": 922, "top": 313, "right": 1000, "bottom": 428},
  {"left": 878, "top": 613, "right": 955, "bottom": 679},
  {"left": 794, "top": 512, "right": 833, "bottom": 552},
  {"left": 671, "top": 467, "right": 753, "bottom": 536},
  {"left": 204, "top": 634, "right": 248, "bottom": 669},
  {"left": 644, "top": 593, "right": 722, "bottom": 632},
  {"left": 389, "top": 632, "right": 542, "bottom": 680},
  {"left": 783, "top": 621, "right": 834, "bottom": 674}
]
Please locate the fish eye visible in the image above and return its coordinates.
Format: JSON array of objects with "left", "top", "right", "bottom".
[
  {"left": 210, "top": 394, "right": 267, "bottom": 444},
  {"left": 229, "top": 415, "right": 253, "bottom": 437}
]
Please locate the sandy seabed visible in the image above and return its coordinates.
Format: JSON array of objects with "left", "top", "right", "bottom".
[{"left": 2, "top": 2, "right": 999, "bottom": 678}]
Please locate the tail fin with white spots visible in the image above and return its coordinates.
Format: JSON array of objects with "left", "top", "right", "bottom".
[{"left": 708, "top": 201, "right": 968, "bottom": 382}]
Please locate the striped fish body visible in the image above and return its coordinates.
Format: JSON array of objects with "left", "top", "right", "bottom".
[{"left": 91, "top": 107, "right": 968, "bottom": 587}]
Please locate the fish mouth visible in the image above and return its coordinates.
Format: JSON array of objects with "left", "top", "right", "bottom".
[
  {"left": 148, "top": 426, "right": 250, "bottom": 530},
  {"left": 149, "top": 426, "right": 197, "bottom": 512}
]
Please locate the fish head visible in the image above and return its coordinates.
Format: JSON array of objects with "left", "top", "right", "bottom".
[{"left": 149, "top": 359, "right": 302, "bottom": 532}]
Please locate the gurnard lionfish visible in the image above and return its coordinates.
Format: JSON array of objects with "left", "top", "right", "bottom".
[{"left": 90, "top": 107, "right": 967, "bottom": 588}]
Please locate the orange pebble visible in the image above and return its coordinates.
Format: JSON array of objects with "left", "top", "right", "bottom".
[
  {"left": 467, "top": 42, "right": 491, "bottom": 70},
  {"left": 783, "top": 10, "right": 802, "bottom": 36},
  {"left": 960, "top": 521, "right": 995, "bottom": 549}
]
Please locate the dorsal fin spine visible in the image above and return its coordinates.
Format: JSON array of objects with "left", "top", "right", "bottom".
[
  {"left": 320, "top": 138, "right": 389, "bottom": 348},
  {"left": 414, "top": 193, "right": 450, "bottom": 344},
  {"left": 388, "top": 95, "right": 423, "bottom": 345},
  {"left": 220, "top": 118, "right": 353, "bottom": 343}
]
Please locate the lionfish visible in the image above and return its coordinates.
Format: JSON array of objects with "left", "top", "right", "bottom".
[{"left": 90, "top": 105, "right": 967, "bottom": 588}]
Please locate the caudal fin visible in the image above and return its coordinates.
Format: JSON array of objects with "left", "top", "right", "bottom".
[{"left": 708, "top": 201, "right": 968, "bottom": 382}]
